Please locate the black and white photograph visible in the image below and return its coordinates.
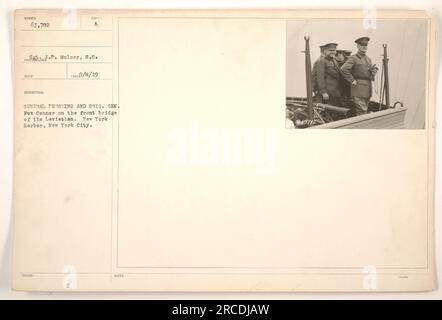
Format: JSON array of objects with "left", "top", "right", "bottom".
[
  {"left": 1, "top": 4, "right": 441, "bottom": 301},
  {"left": 286, "top": 19, "right": 428, "bottom": 129}
]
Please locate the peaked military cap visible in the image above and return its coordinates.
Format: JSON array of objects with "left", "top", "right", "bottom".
[
  {"left": 323, "top": 42, "right": 338, "bottom": 49},
  {"left": 355, "top": 37, "right": 370, "bottom": 45},
  {"left": 337, "top": 50, "right": 352, "bottom": 56}
]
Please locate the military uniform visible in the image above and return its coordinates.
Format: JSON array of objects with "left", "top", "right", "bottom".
[
  {"left": 336, "top": 50, "right": 352, "bottom": 111},
  {"left": 311, "top": 59, "right": 320, "bottom": 95},
  {"left": 316, "top": 45, "right": 342, "bottom": 107},
  {"left": 311, "top": 45, "right": 326, "bottom": 96},
  {"left": 340, "top": 37, "right": 375, "bottom": 116}
]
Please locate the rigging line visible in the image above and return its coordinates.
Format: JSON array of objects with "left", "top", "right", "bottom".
[
  {"left": 288, "top": 20, "right": 309, "bottom": 56},
  {"left": 374, "top": 68, "right": 379, "bottom": 94},
  {"left": 407, "top": 88, "right": 426, "bottom": 128},
  {"left": 375, "top": 45, "right": 384, "bottom": 97},
  {"left": 394, "top": 23, "right": 407, "bottom": 98},
  {"left": 378, "top": 62, "right": 385, "bottom": 109},
  {"left": 295, "top": 20, "right": 310, "bottom": 57},
  {"left": 401, "top": 23, "right": 423, "bottom": 102},
  {"left": 380, "top": 72, "right": 385, "bottom": 108}
]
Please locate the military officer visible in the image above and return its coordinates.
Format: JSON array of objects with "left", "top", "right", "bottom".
[
  {"left": 311, "top": 44, "right": 327, "bottom": 98},
  {"left": 335, "top": 49, "right": 352, "bottom": 109},
  {"left": 335, "top": 50, "right": 352, "bottom": 65},
  {"left": 335, "top": 49, "right": 346, "bottom": 65},
  {"left": 340, "top": 37, "right": 378, "bottom": 116},
  {"left": 315, "top": 42, "right": 342, "bottom": 107}
]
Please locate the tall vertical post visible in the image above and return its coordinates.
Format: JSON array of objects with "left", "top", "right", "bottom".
[
  {"left": 304, "top": 36, "right": 313, "bottom": 120},
  {"left": 382, "top": 44, "right": 390, "bottom": 107}
]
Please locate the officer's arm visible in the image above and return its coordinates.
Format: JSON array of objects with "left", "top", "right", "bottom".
[
  {"left": 311, "top": 61, "right": 317, "bottom": 73},
  {"left": 311, "top": 62, "right": 318, "bottom": 91},
  {"left": 368, "top": 57, "right": 375, "bottom": 81},
  {"left": 340, "top": 57, "right": 355, "bottom": 84},
  {"left": 316, "top": 59, "right": 327, "bottom": 94}
]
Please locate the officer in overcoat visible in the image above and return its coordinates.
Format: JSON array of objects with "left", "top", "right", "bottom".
[
  {"left": 335, "top": 49, "right": 352, "bottom": 110},
  {"left": 311, "top": 44, "right": 326, "bottom": 99},
  {"left": 315, "top": 43, "right": 342, "bottom": 107},
  {"left": 340, "top": 37, "right": 378, "bottom": 116}
]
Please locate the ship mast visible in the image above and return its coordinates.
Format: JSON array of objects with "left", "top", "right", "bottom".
[
  {"left": 382, "top": 44, "right": 390, "bottom": 107},
  {"left": 304, "top": 36, "right": 314, "bottom": 120}
]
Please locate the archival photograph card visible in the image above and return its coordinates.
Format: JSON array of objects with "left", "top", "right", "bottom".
[{"left": 12, "top": 9, "right": 436, "bottom": 292}]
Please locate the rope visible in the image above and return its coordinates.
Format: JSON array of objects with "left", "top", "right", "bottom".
[
  {"left": 407, "top": 88, "right": 426, "bottom": 128},
  {"left": 374, "top": 68, "right": 379, "bottom": 94},
  {"left": 394, "top": 23, "right": 407, "bottom": 98},
  {"left": 378, "top": 59, "right": 385, "bottom": 110},
  {"left": 402, "top": 23, "right": 423, "bottom": 101}
]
